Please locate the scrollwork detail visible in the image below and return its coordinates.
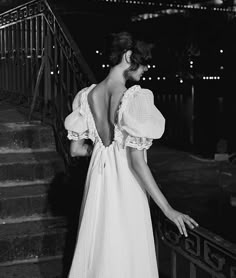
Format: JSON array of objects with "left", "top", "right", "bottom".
[
  {"left": 46, "top": 11, "right": 54, "bottom": 26},
  {"left": 0, "top": 0, "right": 45, "bottom": 28},
  {"left": 19, "top": 7, "right": 27, "bottom": 19},
  {"left": 28, "top": 5, "right": 34, "bottom": 16},
  {"left": 184, "top": 232, "right": 201, "bottom": 257},
  {"left": 204, "top": 241, "right": 226, "bottom": 272},
  {"left": 39, "top": 1, "right": 46, "bottom": 12},
  {"left": 12, "top": 11, "right": 18, "bottom": 21}
]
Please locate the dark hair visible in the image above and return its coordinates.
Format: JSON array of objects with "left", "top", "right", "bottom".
[{"left": 104, "top": 31, "right": 154, "bottom": 71}]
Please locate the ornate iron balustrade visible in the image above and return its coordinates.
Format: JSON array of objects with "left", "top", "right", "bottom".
[
  {"left": 152, "top": 208, "right": 236, "bottom": 278},
  {"left": 0, "top": 0, "right": 96, "bottom": 164}
]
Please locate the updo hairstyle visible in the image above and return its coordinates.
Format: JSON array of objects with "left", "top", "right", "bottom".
[{"left": 104, "top": 31, "right": 154, "bottom": 71}]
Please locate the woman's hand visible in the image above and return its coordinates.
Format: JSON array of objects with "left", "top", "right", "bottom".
[
  {"left": 70, "top": 139, "right": 93, "bottom": 157},
  {"left": 164, "top": 207, "right": 199, "bottom": 237}
]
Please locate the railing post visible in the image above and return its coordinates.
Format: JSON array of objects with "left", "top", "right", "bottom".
[
  {"left": 190, "top": 262, "right": 196, "bottom": 278},
  {"left": 190, "top": 83, "right": 195, "bottom": 145},
  {"left": 171, "top": 250, "right": 177, "bottom": 278}
]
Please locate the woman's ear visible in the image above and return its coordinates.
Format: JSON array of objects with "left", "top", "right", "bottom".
[{"left": 124, "top": 50, "right": 132, "bottom": 64}]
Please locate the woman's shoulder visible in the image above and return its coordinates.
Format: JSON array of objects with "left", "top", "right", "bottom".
[
  {"left": 72, "top": 84, "right": 96, "bottom": 110},
  {"left": 124, "top": 85, "right": 154, "bottom": 103},
  {"left": 120, "top": 85, "right": 165, "bottom": 140},
  {"left": 133, "top": 85, "right": 152, "bottom": 95},
  {"left": 125, "top": 85, "right": 152, "bottom": 94},
  {"left": 77, "top": 84, "right": 96, "bottom": 96}
]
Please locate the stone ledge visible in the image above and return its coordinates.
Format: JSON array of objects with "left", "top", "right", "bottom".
[{"left": 0, "top": 255, "right": 64, "bottom": 278}]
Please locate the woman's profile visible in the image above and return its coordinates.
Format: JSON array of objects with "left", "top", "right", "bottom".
[{"left": 64, "top": 31, "right": 198, "bottom": 277}]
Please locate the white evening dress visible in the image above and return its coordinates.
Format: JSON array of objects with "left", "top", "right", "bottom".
[{"left": 64, "top": 84, "right": 165, "bottom": 278}]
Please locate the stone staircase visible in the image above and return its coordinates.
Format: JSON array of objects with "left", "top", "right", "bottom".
[{"left": 0, "top": 116, "right": 68, "bottom": 277}]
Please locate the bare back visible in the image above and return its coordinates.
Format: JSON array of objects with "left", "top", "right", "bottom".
[{"left": 87, "top": 81, "right": 126, "bottom": 147}]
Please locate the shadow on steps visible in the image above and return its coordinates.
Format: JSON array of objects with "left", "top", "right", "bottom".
[{"left": 46, "top": 156, "right": 90, "bottom": 278}]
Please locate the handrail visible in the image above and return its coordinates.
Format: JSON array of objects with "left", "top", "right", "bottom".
[
  {"left": 0, "top": 0, "right": 96, "bottom": 82},
  {"left": 0, "top": 0, "right": 96, "bottom": 165},
  {"left": 153, "top": 207, "right": 236, "bottom": 278}
]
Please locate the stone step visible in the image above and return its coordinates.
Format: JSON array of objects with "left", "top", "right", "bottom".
[
  {"left": 0, "top": 256, "right": 64, "bottom": 278},
  {"left": 0, "top": 193, "right": 50, "bottom": 218},
  {"left": 0, "top": 215, "right": 67, "bottom": 264},
  {"left": 0, "top": 179, "right": 51, "bottom": 197},
  {"left": 0, "top": 179, "right": 52, "bottom": 218},
  {"left": 0, "top": 122, "right": 56, "bottom": 150},
  {"left": 0, "top": 151, "right": 65, "bottom": 181},
  {"left": 0, "top": 147, "right": 56, "bottom": 154}
]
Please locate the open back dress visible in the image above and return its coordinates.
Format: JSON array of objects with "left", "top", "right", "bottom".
[{"left": 64, "top": 84, "right": 165, "bottom": 278}]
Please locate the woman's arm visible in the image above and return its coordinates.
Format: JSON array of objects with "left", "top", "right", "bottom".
[
  {"left": 70, "top": 139, "right": 92, "bottom": 157},
  {"left": 129, "top": 147, "right": 198, "bottom": 237}
]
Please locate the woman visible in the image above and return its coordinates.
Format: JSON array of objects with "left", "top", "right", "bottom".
[{"left": 64, "top": 31, "right": 198, "bottom": 278}]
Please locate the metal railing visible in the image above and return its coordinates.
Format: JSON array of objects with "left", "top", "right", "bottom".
[
  {"left": 0, "top": 0, "right": 96, "bottom": 164},
  {"left": 152, "top": 207, "right": 236, "bottom": 278}
]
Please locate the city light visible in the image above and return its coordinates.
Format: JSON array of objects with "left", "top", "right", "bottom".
[
  {"left": 203, "top": 76, "right": 220, "bottom": 80},
  {"left": 100, "top": 0, "right": 236, "bottom": 23},
  {"left": 98, "top": 0, "right": 236, "bottom": 14},
  {"left": 156, "top": 77, "right": 166, "bottom": 80}
]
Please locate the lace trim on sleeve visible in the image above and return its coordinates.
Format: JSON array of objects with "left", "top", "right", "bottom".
[
  {"left": 125, "top": 135, "right": 153, "bottom": 150},
  {"left": 67, "top": 130, "right": 89, "bottom": 141}
]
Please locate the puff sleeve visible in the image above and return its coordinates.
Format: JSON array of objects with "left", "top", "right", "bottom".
[
  {"left": 120, "top": 88, "right": 165, "bottom": 150},
  {"left": 64, "top": 87, "right": 89, "bottom": 141}
]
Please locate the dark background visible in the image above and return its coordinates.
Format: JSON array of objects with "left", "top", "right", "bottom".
[
  {"left": 54, "top": 1, "right": 236, "bottom": 157},
  {"left": 1, "top": 0, "right": 236, "bottom": 155}
]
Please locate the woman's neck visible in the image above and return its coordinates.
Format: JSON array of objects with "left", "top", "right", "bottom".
[{"left": 106, "top": 65, "right": 127, "bottom": 86}]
